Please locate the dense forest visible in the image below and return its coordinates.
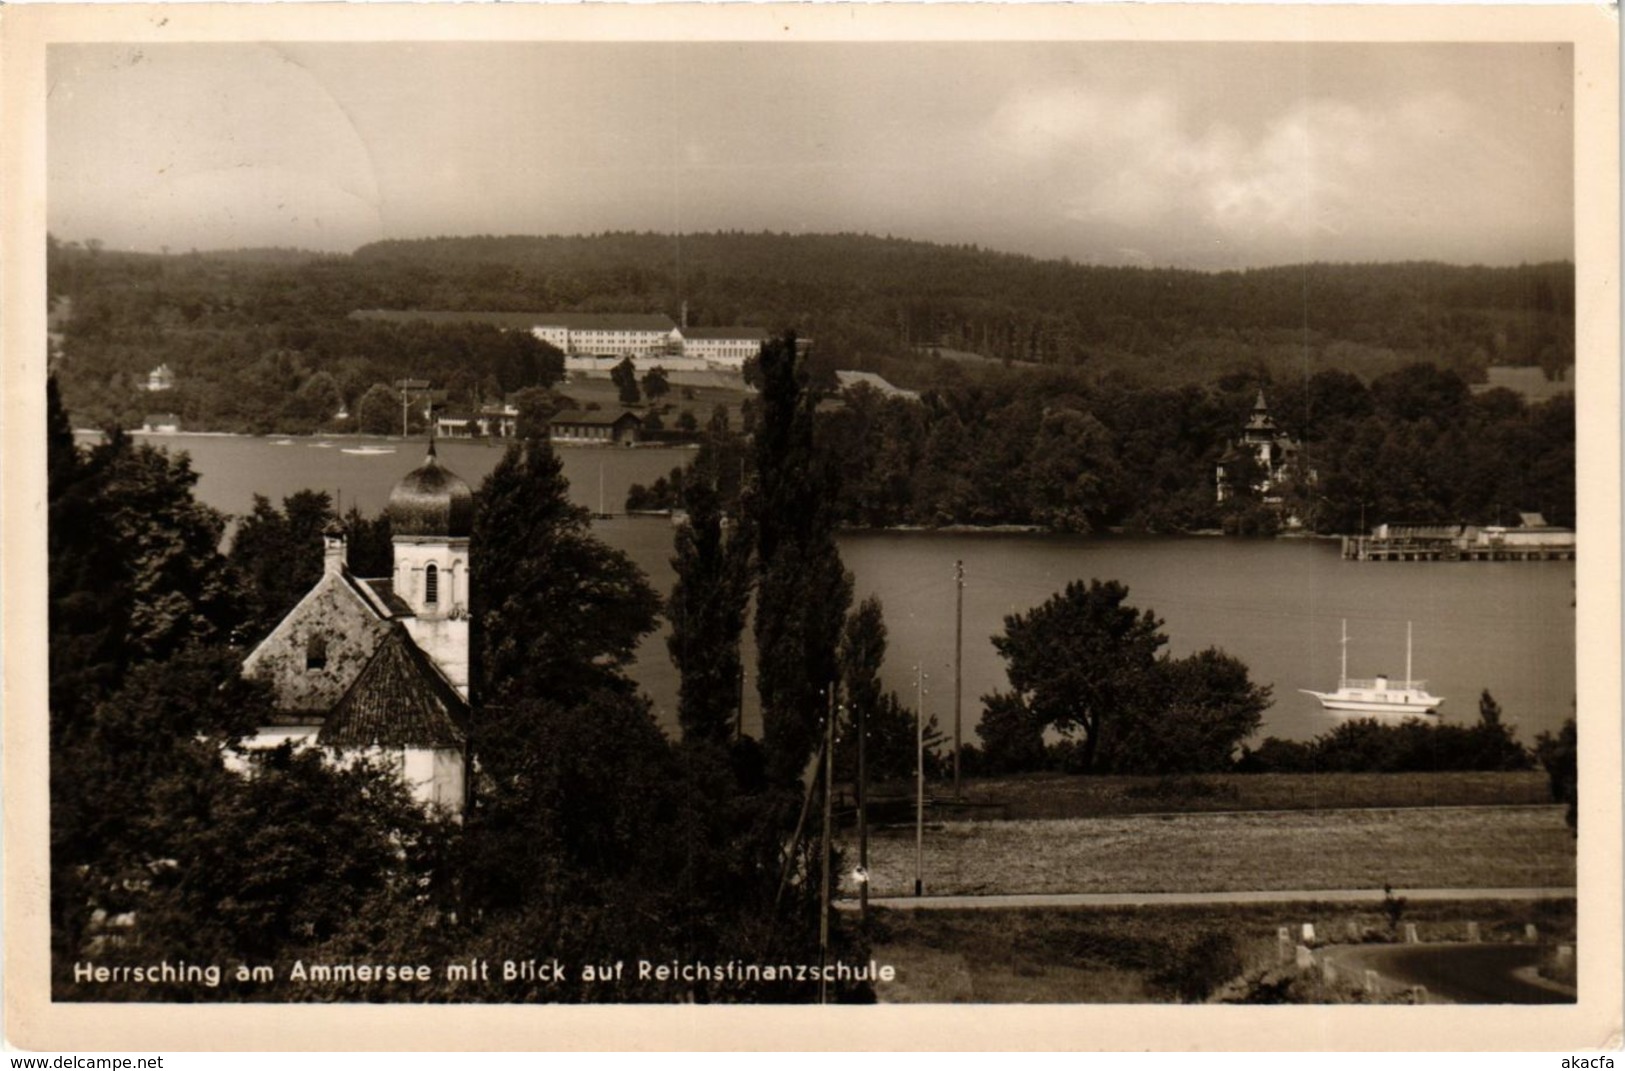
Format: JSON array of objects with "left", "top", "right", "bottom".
[
  {"left": 48, "top": 232, "right": 1575, "bottom": 531},
  {"left": 632, "top": 360, "right": 1575, "bottom": 534}
]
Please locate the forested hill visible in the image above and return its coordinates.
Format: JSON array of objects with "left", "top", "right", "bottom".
[
  {"left": 351, "top": 232, "right": 1574, "bottom": 378},
  {"left": 48, "top": 231, "right": 1573, "bottom": 439}
]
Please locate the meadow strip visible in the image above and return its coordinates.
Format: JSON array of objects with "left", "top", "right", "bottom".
[{"left": 844, "top": 805, "right": 1574, "bottom": 898}]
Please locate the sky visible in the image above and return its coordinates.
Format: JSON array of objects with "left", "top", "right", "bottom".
[{"left": 47, "top": 41, "right": 1574, "bottom": 270}]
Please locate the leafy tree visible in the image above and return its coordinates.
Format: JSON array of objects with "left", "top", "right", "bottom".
[
  {"left": 118, "top": 743, "right": 450, "bottom": 974},
  {"left": 985, "top": 579, "right": 1165, "bottom": 773},
  {"left": 1023, "top": 407, "right": 1120, "bottom": 532},
  {"left": 835, "top": 596, "right": 940, "bottom": 781},
  {"left": 228, "top": 490, "right": 334, "bottom": 641},
  {"left": 641, "top": 365, "right": 671, "bottom": 402},
  {"left": 51, "top": 648, "right": 263, "bottom": 969},
  {"left": 1467, "top": 689, "right": 1536, "bottom": 771},
  {"left": 667, "top": 480, "right": 752, "bottom": 746},
  {"left": 611, "top": 357, "right": 641, "bottom": 406},
  {"left": 510, "top": 385, "right": 558, "bottom": 440},
  {"left": 470, "top": 437, "right": 660, "bottom": 712},
  {"left": 839, "top": 597, "right": 889, "bottom": 742},
  {"left": 972, "top": 692, "right": 1048, "bottom": 775},
  {"left": 1535, "top": 718, "right": 1577, "bottom": 831},
  {"left": 1105, "top": 648, "right": 1272, "bottom": 774},
  {"left": 341, "top": 504, "right": 394, "bottom": 578},
  {"left": 1371, "top": 362, "right": 1471, "bottom": 424},
  {"left": 50, "top": 422, "right": 244, "bottom": 678},
  {"left": 288, "top": 370, "right": 344, "bottom": 426},
  {"left": 356, "top": 382, "right": 399, "bottom": 435}
]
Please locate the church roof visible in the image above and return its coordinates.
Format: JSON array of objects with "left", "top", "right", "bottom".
[
  {"left": 242, "top": 569, "right": 397, "bottom": 719},
  {"left": 388, "top": 442, "right": 474, "bottom": 538},
  {"left": 355, "top": 577, "right": 415, "bottom": 618},
  {"left": 319, "top": 625, "right": 468, "bottom": 749}
]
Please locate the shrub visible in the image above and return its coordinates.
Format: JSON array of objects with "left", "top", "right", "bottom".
[{"left": 1146, "top": 931, "right": 1244, "bottom": 1003}]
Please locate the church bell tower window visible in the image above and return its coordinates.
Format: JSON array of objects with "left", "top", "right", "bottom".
[{"left": 425, "top": 563, "right": 439, "bottom": 606}]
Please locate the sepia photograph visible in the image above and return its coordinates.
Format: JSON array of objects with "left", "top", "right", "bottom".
[{"left": 3, "top": 2, "right": 1619, "bottom": 1053}]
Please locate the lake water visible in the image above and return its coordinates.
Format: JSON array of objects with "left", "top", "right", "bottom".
[{"left": 108, "top": 432, "right": 1577, "bottom": 747}]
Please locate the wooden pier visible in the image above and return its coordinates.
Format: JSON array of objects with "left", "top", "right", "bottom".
[{"left": 1342, "top": 537, "right": 1575, "bottom": 562}]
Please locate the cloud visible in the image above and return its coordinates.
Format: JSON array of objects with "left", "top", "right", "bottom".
[{"left": 984, "top": 81, "right": 1533, "bottom": 264}]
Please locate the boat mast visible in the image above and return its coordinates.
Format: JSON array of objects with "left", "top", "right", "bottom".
[{"left": 1340, "top": 619, "right": 1348, "bottom": 689}]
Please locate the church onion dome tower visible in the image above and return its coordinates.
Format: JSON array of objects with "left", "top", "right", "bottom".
[{"left": 387, "top": 441, "right": 474, "bottom": 538}]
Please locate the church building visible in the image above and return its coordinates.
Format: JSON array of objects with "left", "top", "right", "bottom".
[{"left": 240, "top": 443, "right": 474, "bottom": 815}]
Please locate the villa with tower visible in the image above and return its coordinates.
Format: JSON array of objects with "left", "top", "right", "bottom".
[
  {"left": 240, "top": 443, "right": 474, "bottom": 815},
  {"left": 1215, "top": 389, "right": 1305, "bottom": 507}
]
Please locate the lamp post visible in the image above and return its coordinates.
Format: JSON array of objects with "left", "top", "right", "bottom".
[
  {"left": 953, "top": 559, "right": 964, "bottom": 800},
  {"left": 915, "top": 665, "right": 927, "bottom": 898},
  {"left": 817, "top": 685, "right": 835, "bottom": 1004},
  {"left": 857, "top": 689, "right": 868, "bottom": 923}
]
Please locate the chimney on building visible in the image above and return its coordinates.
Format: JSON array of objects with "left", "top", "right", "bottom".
[{"left": 323, "top": 520, "right": 348, "bottom": 576}]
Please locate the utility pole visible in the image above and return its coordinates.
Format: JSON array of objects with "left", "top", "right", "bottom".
[
  {"left": 954, "top": 559, "right": 964, "bottom": 800},
  {"left": 817, "top": 685, "right": 835, "bottom": 1004},
  {"left": 915, "top": 665, "right": 926, "bottom": 898},
  {"left": 857, "top": 680, "right": 869, "bottom": 924}
]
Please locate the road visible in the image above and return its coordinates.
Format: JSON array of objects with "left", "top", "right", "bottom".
[
  {"left": 1322, "top": 942, "right": 1576, "bottom": 1004},
  {"left": 839, "top": 886, "right": 1576, "bottom": 911}
]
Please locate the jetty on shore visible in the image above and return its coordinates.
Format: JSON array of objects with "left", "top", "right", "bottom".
[{"left": 1342, "top": 514, "right": 1574, "bottom": 562}]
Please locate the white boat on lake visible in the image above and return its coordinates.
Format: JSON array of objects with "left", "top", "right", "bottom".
[
  {"left": 1301, "top": 620, "right": 1443, "bottom": 715},
  {"left": 340, "top": 445, "right": 396, "bottom": 456}
]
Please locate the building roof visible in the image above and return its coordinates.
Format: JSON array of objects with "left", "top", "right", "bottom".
[
  {"left": 1472, "top": 365, "right": 1574, "bottom": 403},
  {"left": 549, "top": 409, "right": 643, "bottom": 427},
  {"left": 242, "top": 569, "right": 398, "bottom": 719},
  {"left": 350, "top": 308, "right": 681, "bottom": 334},
  {"left": 1244, "top": 390, "right": 1279, "bottom": 433},
  {"left": 683, "top": 326, "right": 768, "bottom": 340},
  {"left": 533, "top": 312, "right": 678, "bottom": 332},
  {"left": 354, "top": 576, "right": 415, "bottom": 618},
  {"left": 351, "top": 309, "right": 557, "bottom": 332},
  {"left": 387, "top": 442, "right": 474, "bottom": 538},
  {"left": 834, "top": 370, "right": 921, "bottom": 400},
  {"left": 318, "top": 625, "right": 468, "bottom": 749},
  {"left": 1375, "top": 523, "right": 1470, "bottom": 540}
]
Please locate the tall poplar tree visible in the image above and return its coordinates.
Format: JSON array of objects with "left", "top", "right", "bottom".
[
  {"left": 747, "top": 332, "right": 853, "bottom": 783},
  {"left": 667, "top": 479, "right": 751, "bottom": 746}
]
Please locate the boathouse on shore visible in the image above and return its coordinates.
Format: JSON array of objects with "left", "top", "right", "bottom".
[{"left": 547, "top": 409, "right": 644, "bottom": 446}]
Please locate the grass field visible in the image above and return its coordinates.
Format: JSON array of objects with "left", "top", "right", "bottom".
[
  {"left": 559, "top": 371, "right": 751, "bottom": 429},
  {"left": 861, "top": 771, "right": 1554, "bottom": 823},
  {"left": 864, "top": 899, "right": 1576, "bottom": 1003},
  {"left": 843, "top": 805, "right": 1574, "bottom": 899}
]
